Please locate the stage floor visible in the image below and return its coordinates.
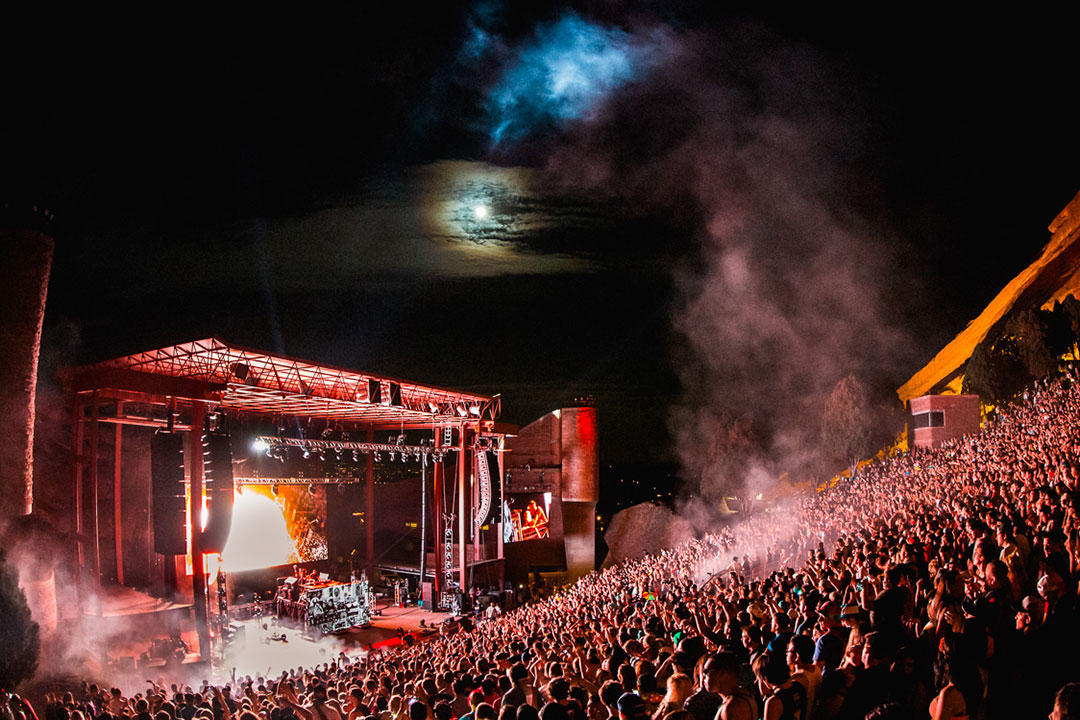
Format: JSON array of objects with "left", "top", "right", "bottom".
[
  {"left": 92, "top": 589, "right": 455, "bottom": 687},
  {"left": 208, "top": 601, "right": 450, "bottom": 679}
]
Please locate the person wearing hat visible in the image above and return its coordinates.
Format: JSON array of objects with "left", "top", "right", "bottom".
[
  {"left": 813, "top": 601, "right": 848, "bottom": 679},
  {"left": 615, "top": 693, "right": 647, "bottom": 720}
]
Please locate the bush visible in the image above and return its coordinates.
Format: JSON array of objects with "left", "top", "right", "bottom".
[{"left": 0, "top": 549, "right": 40, "bottom": 690}]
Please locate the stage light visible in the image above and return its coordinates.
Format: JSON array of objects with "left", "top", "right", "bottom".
[
  {"left": 456, "top": 404, "right": 468, "bottom": 418},
  {"left": 374, "top": 452, "right": 382, "bottom": 462},
  {"left": 264, "top": 447, "right": 274, "bottom": 459},
  {"left": 469, "top": 403, "right": 481, "bottom": 417},
  {"left": 389, "top": 452, "right": 397, "bottom": 461},
  {"left": 253, "top": 439, "right": 268, "bottom": 452},
  {"left": 352, "top": 450, "right": 359, "bottom": 462},
  {"left": 308, "top": 484, "right": 317, "bottom": 495},
  {"left": 302, "top": 448, "right": 312, "bottom": 459},
  {"left": 319, "top": 450, "right": 327, "bottom": 462}
]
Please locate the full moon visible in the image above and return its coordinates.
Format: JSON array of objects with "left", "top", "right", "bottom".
[{"left": 473, "top": 204, "right": 490, "bottom": 220}]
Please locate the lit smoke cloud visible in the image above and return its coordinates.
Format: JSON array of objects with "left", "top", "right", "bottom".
[
  {"left": 483, "top": 15, "right": 919, "bottom": 499},
  {"left": 484, "top": 13, "right": 674, "bottom": 145}
]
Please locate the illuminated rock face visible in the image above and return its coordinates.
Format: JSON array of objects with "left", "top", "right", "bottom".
[
  {"left": 603, "top": 502, "right": 693, "bottom": 567},
  {"left": 899, "top": 190, "right": 1080, "bottom": 403},
  {"left": 0, "top": 221, "right": 54, "bottom": 525}
]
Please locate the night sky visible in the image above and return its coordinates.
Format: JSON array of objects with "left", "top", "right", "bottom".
[{"left": 2, "top": 4, "right": 1077, "bottom": 472}]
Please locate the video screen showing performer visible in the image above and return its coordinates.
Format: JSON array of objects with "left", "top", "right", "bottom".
[{"left": 502, "top": 492, "right": 551, "bottom": 542}]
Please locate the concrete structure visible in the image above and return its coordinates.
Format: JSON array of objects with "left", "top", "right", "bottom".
[
  {"left": 503, "top": 402, "right": 599, "bottom": 581},
  {"left": 909, "top": 394, "right": 981, "bottom": 448}
]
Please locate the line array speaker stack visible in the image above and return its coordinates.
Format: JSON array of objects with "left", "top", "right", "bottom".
[
  {"left": 151, "top": 432, "right": 186, "bottom": 556},
  {"left": 201, "top": 432, "right": 234, "bottom": 554}
]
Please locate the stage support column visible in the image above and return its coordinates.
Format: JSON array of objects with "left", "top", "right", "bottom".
[
  {"left": 89, "top": 392, "right": 101, "bottom": 593},
  {"left": 114, "top": 419, "right": 124, "bottom": 586},
  {"left": 418, "top": 455, "right": 427, "bottom": 596},
  {"left": 71, "top": 395, "right": 85, "bottom": 618},
  {"left": 432, "top": 434, "right": 444, "bottom": 602},
  {"left": 472, "top": 434, "right": 480, "bottom": 563},
  {"left": 457, "top": 426, "right": 468, "bottom": 594},
  {"left": 188, "top": 401, "right": 210, "bottom": 663},
  {"left": 365, "top": 426, "right": 374, "bottom": 577},
  {"left": 496, "top": 443, "right": 504, "bottom": 590}
]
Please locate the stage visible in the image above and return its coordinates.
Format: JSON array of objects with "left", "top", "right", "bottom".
[
  {"left": 92, "top": 585, "right": 454, "bottom": 688},
  {"left": 212, "top": 601, "right": 448, "bottom": 678}
]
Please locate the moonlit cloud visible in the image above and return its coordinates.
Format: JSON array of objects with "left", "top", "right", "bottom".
[
  {"left": 484, "top": 13, "right": 675, "bottom": 144},
  {"left": 416, "top": 160, "right": 588, "bottom": 251}
]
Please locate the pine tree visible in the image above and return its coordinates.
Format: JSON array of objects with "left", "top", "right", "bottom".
[{"left": 0, "top": 549, "right": 40, "bottom": 690}]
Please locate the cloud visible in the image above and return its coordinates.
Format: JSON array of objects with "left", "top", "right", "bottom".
[{"left": 481, "top": 12, "right": 676, "bottom": 145}]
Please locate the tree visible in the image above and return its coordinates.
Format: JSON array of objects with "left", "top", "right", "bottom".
[
  {"left": 696, "top": 412, "right": 759, "bottom": 505},
  {"left": 963, "top": 332, "right": 1032, "bottom": 406},
  {"left": 1005, "top": 307, "right": 1056, "bottom": 380},
  {"left": 963, "top": 296, "right": 1080, "bottom": 406},
  {"left": 821, "top": 374, "right": 875, "bottom": 479},
  {"left": 0, "top": 550, "right": 40, "bottom": 690},
  {"left": 1048, "top": 295, "right": 1080, "bottom": 360}
]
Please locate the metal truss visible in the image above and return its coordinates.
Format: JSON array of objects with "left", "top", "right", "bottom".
[{"left": 85, "top": 337, "right": 499, "bottom": 424}]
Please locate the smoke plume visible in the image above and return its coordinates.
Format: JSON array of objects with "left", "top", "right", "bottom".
[{"left": 477, "top": 13, "right": 919, "bottom": 501}]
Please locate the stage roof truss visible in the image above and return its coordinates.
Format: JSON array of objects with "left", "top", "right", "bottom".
[{"left": 72, "top": 337, "right": 499, "bottom": 426}]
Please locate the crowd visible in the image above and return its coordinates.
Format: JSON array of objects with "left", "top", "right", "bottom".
[{"left": 6, "top": 375, "right": 1080, "bottom": 720}]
